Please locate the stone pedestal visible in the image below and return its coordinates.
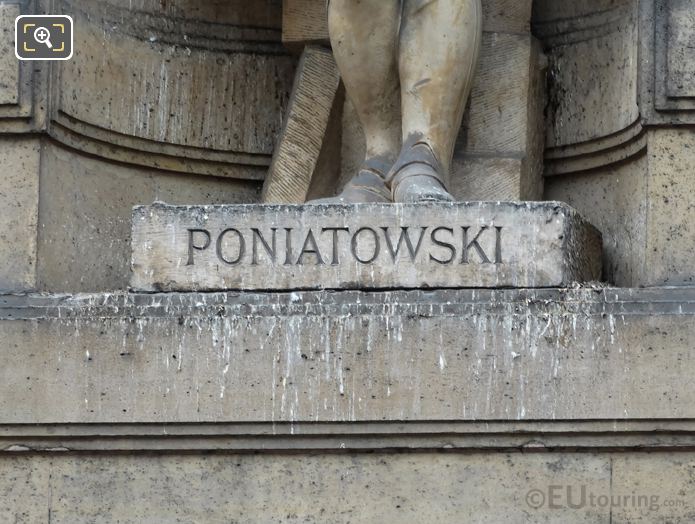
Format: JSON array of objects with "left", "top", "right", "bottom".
[
  {"left": 1, "top": 288, "right": 695, "bottom": 522},
  {"left": 0, "top": 288, "right": 691, "bottom": 424},
  {"left": 131, "top": 202, "right": 602, "bottom": 292}
]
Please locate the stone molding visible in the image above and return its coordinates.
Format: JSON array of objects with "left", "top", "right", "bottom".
[
  {"left": 543, "top": 118, "right": 647, "bottom": 177},
  {"left": 0, "top": 0, "right": 296, "bottom": 179},
  {"left": 641, "top": 0, "right": 695, "bottom": 123},
  {"left": 2, "top": 420, "right": 695, "bottom": 453},
  {"left": 0, "top": 2, "right": 47, "bottom": 134},
  {"left": 537, "top": 0, "right": 695, "bottom": 175},
  {"left": 534, "top": 0, "right": 645, "bottom": 176}
]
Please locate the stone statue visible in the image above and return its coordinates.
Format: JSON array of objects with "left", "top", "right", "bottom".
[{"left": 314, "top": 0, "right": 482, "bottom": 204}]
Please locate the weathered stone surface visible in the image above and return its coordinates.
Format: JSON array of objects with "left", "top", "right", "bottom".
[
  {"left": 1, "top": 287, "right": 692, "bottom": 425},
  {"left": 453, "top": 32, "right": 546, "bottom": 201},
  {"left": 0, "top": 138, "right": 39, "bottom": 291},
  {"left": 0, "top": 4, "right": 19, "bottom": 105},
  {"left": 0, "top": 1, "right": 300, "bottom": 293},
  {"left": 641, "top": 0, "right": 695, "bottom": 123},
  {"left": 2, "top": 2, "right": 695, "bottom": 521},
  {"left": 2, "top": 287, "right": 695, "bottom": 522},
  {"left": 545, "top": 155, "right": 648, "bottom": 287},
  {"left": 54, "top": 0, "right": 295, "bottom": 176},
  {"left": 546, "top": 127, "right": 695, "bottom": 287},
  {"left": 534, "top": 1, "right": 639, "bottom": 150},
  {"left": 37, "top": 143, "right": 259, "bottom": 293},
  {"left": 643, "top": 128, "right": 695, "bottom": 286},
  {"left": 261, "top": 46, "right": 340, "bottom": 204},
  {"left": 131, "top": 202, "right": 601, "bottom": 292},
  {"left": 534, "top": 1, "right": 647, "bottom": 182},
  {"left": 282, "top": 0, "right": 329, "bottom": 47},
  {"left": 0, "top": 453, "right": 613, "bottom": 523},
  {"left": 611, "top": 453, "right": 695, "bottom": 522},
  {"left": 536, "top": 2, "right": 695, "bottom": 287},
  {"left": 3, "top": 450, "right": 695, "bottom": 522}
]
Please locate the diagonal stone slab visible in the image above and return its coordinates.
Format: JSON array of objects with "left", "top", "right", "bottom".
[{"left": 131, "top": 202, "right": 602, "bottom": 292}]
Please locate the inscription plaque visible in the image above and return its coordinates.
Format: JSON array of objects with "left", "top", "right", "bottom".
[{"left": 131, "top": 202, "right": 602, "bottom": 292}]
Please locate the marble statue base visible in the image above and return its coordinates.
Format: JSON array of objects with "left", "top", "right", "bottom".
[{"left": 131, "top": 202, "right": 602, "bottom": 292}]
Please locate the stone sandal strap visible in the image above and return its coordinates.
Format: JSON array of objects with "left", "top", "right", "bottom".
[
  {"left": 342, "top": 167, "right": 392, "bottom": 202},
  {"left": 387, "top": 140, "right": 447, "bottom": 188},
  {"left": 390, "top": 163, "right": 448, "bottom": 203},
  {"left": 390, "top": 161, "right": 445, "bottom": 187}
]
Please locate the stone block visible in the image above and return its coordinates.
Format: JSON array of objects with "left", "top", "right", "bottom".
[
  {"left": 545, "top": 128, "right": 695, "bottom": 287},
  {"left": 459, "top": 33, "right": 539, "bottom": 155},
  {"left": 1, "top": 287, "right": 694, "bottom": 522},
  {"left": 0, "top": 453, "right": 616, "bottom": 523},
  {"left": 0, "top": 4, "right": 19, "bottom": 105},
  {"left": 544, "top": 156, "right": 648, "bottom": 287},
  {"left": 611, "top": 453, "right": 695, "bottom": 522},
  {"left": 0, "top": 287, "right": 693, "bottom": 425},
  {"left": 131, "top": 202, "right": 601, "bottom": 292},
  {"left": 282, "top": 0, "right": 329, "bottom": 46},
  {"left": 452, "top": 156, "right": 538, "bottom": 202},
  {"left": 452, "top": 32, "right": 546, "bottom": 201},
  {"left": 0, "top": 456, "right": 49, "bottom": 523},
  {"left": 3, "top": 449, "right": 695, "bottom": 522},
  {"left": 644, "top": 128, "right": 695, "bottom": 285},
  {"left": 0, "top": 137, "right": 40, "bottom": 291}
]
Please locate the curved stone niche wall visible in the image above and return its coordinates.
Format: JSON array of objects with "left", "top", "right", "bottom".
[
  {"left": 533, "top": 0, "right": 644, "bottom": 177},
  {"left": 50, "top": 0, "right": 296, "bottom": 180}
]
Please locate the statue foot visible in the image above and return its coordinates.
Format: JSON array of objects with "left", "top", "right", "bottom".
[
  {"left": 308, "top": 163, "right": 391, "bottom": 204},
  {"left": 392, "top": 172, "right": 455, "bottom": 203},
  {"left": 388, "top": 140, "right": 455, "bottom": 204}
]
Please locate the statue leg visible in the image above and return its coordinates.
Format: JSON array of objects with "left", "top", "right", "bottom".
[
  {"left": 389, "top": 0, "right": 482, "bottom": 203},
  {"left": 312, "top": 0, "right": 401, "bottom": 204}
]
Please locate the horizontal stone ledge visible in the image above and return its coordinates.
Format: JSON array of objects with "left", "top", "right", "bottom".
[
  {"left": 2, "top": 287, "right": 694, "bottom": 320},
  {"left": 4, "top": 420, "right": 695, "bottom": 437},
  {"left": 2, "top": 420, "right": 695, "bottom": 453},
  {"left": 0, "top": 287, "right": 693, "bottom": 425},
  {"left": 130, "top": 201, "right": 602, "bottom": 292}
]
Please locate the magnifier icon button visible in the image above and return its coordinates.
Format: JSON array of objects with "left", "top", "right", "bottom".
[{"left": 34, "top": 26, "right": 53, "bottom": 49}]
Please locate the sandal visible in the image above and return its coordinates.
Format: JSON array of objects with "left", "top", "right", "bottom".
[
  {"left": 387, "top": 140, "right": 455, "bottom": 203},
  {"left": 308, "top": 160, "right": 392, "bottom": 204}
]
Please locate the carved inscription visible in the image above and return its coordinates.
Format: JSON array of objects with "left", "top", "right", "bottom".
[
  {"left": 187, "top": 226, "right": 504, "bottom": 267},
  {"left": 131, "top": 202, "right": 602, "bottom": 291}
]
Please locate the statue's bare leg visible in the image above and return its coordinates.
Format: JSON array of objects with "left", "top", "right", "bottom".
[
  {"left": 313, "top": 0, "right": 401, "bottom": 204},
  {"left": 389, "top": 0, "right": 482, "bottom": 203}
]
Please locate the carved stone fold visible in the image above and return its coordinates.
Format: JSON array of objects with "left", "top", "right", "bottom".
[{"left": 131, "top": 202, "right": 602, "bottom": 292}]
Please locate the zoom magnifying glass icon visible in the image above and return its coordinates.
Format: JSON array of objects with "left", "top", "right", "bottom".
[
  {"left": 16, "top": 15, "right": 73, "bottom": 60},
  {"left": 33, "top": 26, "right": 53, "bottom": 48}
]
